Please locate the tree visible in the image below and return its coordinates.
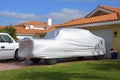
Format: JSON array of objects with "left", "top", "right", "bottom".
[
  {"left": 3, "top": 25, "right": 17, "bottom": 41},
  {"left": 0, "top": 29, "right": 3, "bottom": 32}
]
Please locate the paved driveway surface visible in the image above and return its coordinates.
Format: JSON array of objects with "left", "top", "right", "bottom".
[
  {"left": 0, "top": 59, "right": 33, "bottom": 71},
  {"left": 0, "top": 58, "right": 80, "bottom": 71},
  {"left": 0, "top": 57, "right": 107, "bottom": 71}
]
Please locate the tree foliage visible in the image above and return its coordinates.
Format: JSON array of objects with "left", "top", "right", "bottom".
[{"left": 1, "top": 25, "right": 17, "bottom": 41}]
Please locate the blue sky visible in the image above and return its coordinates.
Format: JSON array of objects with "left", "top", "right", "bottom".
[{"left": 0, "top": 0, "right": 120, "bottom": 26}]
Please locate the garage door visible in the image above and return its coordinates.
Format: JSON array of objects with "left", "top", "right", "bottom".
[{"left": 91, "top": 29, "right": 113, "bottom": 58}]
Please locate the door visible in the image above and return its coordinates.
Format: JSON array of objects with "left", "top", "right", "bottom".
[
  {"left": 91, "top": 29, "right": 113, "bottom": 58},
  {"left": 0, "top": 35, "right": 15, "bottom": 59}
]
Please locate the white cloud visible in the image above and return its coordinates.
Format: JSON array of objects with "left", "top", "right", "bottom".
[
  {"left": 0, "top": 11, "right": 40, "bottom": 20},
  {"left": 0, "top": 9, "right": 87, "bottom": 25},
  {"left": 44, "top": 8, "right": 87, "bottom": 24}
]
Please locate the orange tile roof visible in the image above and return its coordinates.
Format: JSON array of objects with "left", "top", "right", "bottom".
[
  {"left": 24, "top": 21, "right": 48, "bottom": 27},
  {"left": 57, "top": 5, "right": 120, "bottom": 28},
  {"left": 0, "top": 26, "right": 4, "bottom": 29},
  {"left": 14, "top": 21, "right": 48, "bottom": 28},
  {"left": 14, "top": 21, "right": 56, "bottom": 34},
  {"left": 57, "top": 13, "right": 119, "bottom": 27},
  {"left": 14, "top": 26, "right": 55, "bottom": 34}
]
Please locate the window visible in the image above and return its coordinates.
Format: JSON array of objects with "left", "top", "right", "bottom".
[
  {"left": 44, "top": 30, "right": 59, "bottom": 39},
  {"left": 0, "top": 35, "right": 13, "bottom": 43}
]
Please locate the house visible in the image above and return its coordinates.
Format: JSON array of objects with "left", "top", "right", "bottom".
[
  {"left": 56, "top": 5, "right": 120, "bottom": 58},
  {"left": 0, "top": 26, "right": 4, "bottom": 29},
  {"left": 0, "top": 19, "right": 55, "bottom": 39},
  {"left": 13, "top": 18, "right": 55, "bottom": 39}
]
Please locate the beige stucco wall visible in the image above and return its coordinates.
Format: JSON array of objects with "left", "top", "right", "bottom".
[
  {"left": 112, "top": 25, "right": 120, "bottom": 58},
  {"left": 83, "top": 23, "right": 120, "bottom": 58}
]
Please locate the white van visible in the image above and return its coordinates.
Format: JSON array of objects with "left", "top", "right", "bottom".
[{"left": 18, "top": 28, "right": 106, "bottom": 64}]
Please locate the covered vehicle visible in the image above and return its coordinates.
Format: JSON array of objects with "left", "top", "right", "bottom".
[{"left": 18, "top": 28, "right": 106, "bottom": 64}]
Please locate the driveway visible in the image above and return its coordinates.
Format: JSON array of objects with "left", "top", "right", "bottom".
[
  {"left": 0, "top": 58, "right": 80, "bottom": 71},
  {"left": 0, "top": 59, "right": 56, "bottom": 71},
  {"left": 0, "top": 59, "right": 33, "bottom": 71},
  {"left": 0, "top": 57, "right": 107, "bottom": 71}
]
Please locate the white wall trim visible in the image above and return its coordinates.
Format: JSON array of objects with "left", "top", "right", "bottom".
[
  {"left": 86, "top": 7, "right": 113, "bottom": 17},
  {"left": 17, "top": 33, "right": 33, "bottom": 36}
]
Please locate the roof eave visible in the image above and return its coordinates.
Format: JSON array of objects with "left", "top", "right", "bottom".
[{"left": 57, "top": 20, "right": 120, "bottom": 28}]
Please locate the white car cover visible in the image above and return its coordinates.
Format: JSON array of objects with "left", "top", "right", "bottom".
[{"left": 18, "top": 28, "right": 106, "bottom": 59}]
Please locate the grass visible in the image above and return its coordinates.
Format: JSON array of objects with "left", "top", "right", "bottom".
[{"left": 0, "top": 59, "right": 120, "bottom": 80}]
